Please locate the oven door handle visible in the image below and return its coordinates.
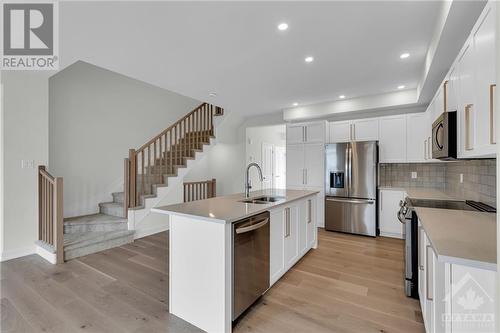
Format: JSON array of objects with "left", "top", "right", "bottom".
[{"left": 235, "top": 218, "right": 269, "bottom": 234}]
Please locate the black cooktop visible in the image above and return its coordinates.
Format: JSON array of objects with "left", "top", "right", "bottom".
[{"left": 407, "top": 198, "right": 496, "bottom": 213}]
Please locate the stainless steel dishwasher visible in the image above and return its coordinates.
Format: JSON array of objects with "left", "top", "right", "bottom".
[{"left": 232, "top": 211, "right": 270, "bottom": 321}]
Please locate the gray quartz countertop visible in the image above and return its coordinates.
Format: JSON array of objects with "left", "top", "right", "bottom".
[
  {"left": 415, "top": 207, "right": 497, "bottom": 270},
  {"left": 151, "top": 189, "right": 319, "bottom": 224}
]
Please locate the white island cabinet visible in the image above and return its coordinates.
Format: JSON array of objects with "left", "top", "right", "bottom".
[{"left": 152, "top": 189, "right": 318, "bottom": 333}]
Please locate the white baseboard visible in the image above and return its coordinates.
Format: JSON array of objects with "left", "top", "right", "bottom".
[
  {"left": 0, "top": 246, "right": 35, "bottom": 262},
  {"left": 379, "top": 231, "right": 404, "bottom": 239},
  {"left": 35, "top": 245, "right": 57, "bottom": 264}
]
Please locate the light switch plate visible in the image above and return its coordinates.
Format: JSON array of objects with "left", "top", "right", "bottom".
[
  {"left": 21, "top": 160, "right": 35, "bottom": 169},
  {"left": 460, "top": 173, "right": 464, "bottom": 183},
  {"left": 411, "top": 171, "right": 417, "bottom": 179}
]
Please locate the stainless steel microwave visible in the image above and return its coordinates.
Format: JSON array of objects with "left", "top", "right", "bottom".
[{"left": 432, "top": 111, "right": 457, "bottom": 160}]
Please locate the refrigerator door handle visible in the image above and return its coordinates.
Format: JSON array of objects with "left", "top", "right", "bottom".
[
  {"left": 325, "top": 197, "right": 375, "bottom": 205},
  {"left": 348, "top": 146, "right": 353, "bottom": 193},
  {"left": 344, "top": 147, "right": 349, "bottom": 194}
]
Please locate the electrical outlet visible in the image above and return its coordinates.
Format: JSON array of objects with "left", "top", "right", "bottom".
[
  {"left": 411, "top": 171, "right": 417, "bottom": 179},
  {"left": 460, "top": 173, "right": 464, "bottom": 183}
]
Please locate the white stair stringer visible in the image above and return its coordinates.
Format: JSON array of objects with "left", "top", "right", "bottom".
[{"left": 128, "top": 137, "right": 214, "bottom": 239}]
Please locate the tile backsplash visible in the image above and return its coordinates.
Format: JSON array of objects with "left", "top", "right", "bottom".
[{"left": 379, "top": 159, "right": 496, "bottom": 207}]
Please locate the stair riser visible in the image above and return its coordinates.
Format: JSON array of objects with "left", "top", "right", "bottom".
[
  {"left": 64, "top": 223, "right": 127, "bottom": 234},
  {"left": 99, "top": 204, "right": 126, "bottom": 218},
  {"left": 112, "top": 192, "right": 124, "bottom": 204},
  {"left": 64, "top": 234, "right": 133, "bottom": 261}
]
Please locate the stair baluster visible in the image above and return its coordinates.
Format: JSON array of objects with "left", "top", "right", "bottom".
[{"left": 125, "top": 103, "right": 223, "bottom": 210}]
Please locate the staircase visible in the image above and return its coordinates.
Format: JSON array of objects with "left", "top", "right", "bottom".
[{"left": 37, "top": 103, "right": 223, "bottom": 263}]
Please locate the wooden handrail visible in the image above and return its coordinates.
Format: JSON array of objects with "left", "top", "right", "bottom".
[
  {"left": 125, "top": 103, "right": 223, "bottom": 209},
  {"left": 38, "top": 166, "right": 64, "bottom": 264},
  {"left": 184, "top": 179, "right": 216, "bottom": 202}
]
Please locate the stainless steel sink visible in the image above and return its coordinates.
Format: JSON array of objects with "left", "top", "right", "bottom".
[{"left": 240, "top": 196, "right": 286, "bottom": 204}]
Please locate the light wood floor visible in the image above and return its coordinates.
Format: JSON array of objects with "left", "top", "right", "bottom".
[{"left": 1, "top": 230, "right": 424, "bottom": 333}]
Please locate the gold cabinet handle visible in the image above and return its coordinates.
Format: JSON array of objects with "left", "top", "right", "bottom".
[
  {"left": 490, "top": 84, "right": 496, "bottom": 144},
  {"left": 465, "top": 104, "right": 474, "bottom": 151},
  {"left": 426, "top": 245, "right": 433, "bottom": 301}
]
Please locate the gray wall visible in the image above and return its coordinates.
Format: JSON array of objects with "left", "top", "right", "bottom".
[
  {"left": 1, "top": 71, "right": 51, "bottom": 260},
  {"left": 49, "top": 61, "right": 201, "bottom": 217},
  {"left": 380, "top": 159, "right": 496, "bottom": 207}
]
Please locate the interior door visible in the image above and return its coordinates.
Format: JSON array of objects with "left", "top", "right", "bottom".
[
  {"left": 261, "top": 143, "right": 273, "bottom": 189},
  {"left": 273, "top": 146, "right": 286, "bottom": 189},
  {"left": 349, "top": 141, "right": 377, "bottom": 199}
]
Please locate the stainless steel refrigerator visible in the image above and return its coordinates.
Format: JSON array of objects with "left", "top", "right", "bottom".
[{"left": 325, "top": 141, "right": 378, "bottom": 237}]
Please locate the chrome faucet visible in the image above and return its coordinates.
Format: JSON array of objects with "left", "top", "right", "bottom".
[{"left": 245, "top": 162, "right": 264, "bottom": 198}]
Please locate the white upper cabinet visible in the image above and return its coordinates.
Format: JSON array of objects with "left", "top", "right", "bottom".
[
  {"left": 458, "top": 39, "right": 477, "bottom": 158},
  {"left": 456, "top": 1, "right": 496, "bottom": 158},
  {"left": 304, "top": 122, "right": 327, "bottom": 143},
  {"left": 286, "top": 144, "right": 305, "bottom": 187},
  {"left": 328, "top": 118, "right": 379, "bottom": 143},
  {"left": 379, "top": 115, "right": 407, "bottom": 163},
  {"left": 303, "top": 143, "right": 324, "bottom": 187},
  {"left": 287, "top": 121, "right": 326, "bottom": 144},
  {"left": 447, "top": 67, "right": 459, "bottom": 112},
  {"left": 406, "top": 113, "right": 427, "bottom": 162},
  {"left": 329, "top": 121, "right": 351, "bottom": 143},
  {"left": 286, "top": 124, "right": 305, "bottom": 145},
  {"left": 472, "top": 1, "right": 496, "bottom": 154},
  {"left": 352, "top": 118, "right": 379, "bottom": 141}
]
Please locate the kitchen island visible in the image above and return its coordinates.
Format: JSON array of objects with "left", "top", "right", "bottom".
[{"left": 152, "top": 189, "right": 319, "bottom": 333}]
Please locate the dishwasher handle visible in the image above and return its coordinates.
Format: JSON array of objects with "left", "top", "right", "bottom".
[{"left": 235, "top": 218, "right": 269, "bottom": 234}]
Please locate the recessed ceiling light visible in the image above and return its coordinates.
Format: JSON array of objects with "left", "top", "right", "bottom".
[
  {"left": 209, "top": 92, "right": 217, "bottom": 97},
  {"left": 304, "top": 56, "right": 314, "bottom": 63},
  {"left": 292, "top": 102, "right": 299, "bottom": 106},
  {"left": 400, "top": 53, "right": 410, "bottom": 59},
  {"left": 339, "top": 95, "right": 346, "bottom": 99},
  {"left": 397, "top": 85, "right": 405, "bottom": 90},
  {"left": 277, "top": 23, "right": 288, "bottom": 31}
]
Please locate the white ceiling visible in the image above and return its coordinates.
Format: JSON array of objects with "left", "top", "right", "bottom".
[{"left": 58, "top": 1, "right": 480, "bottom": 118}]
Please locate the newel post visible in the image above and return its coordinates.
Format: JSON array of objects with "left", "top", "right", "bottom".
[{"left": 54, "top": 177, "right": 64, "bottom": 264}]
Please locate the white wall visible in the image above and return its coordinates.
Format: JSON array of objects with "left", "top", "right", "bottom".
[
  {"left": 49, "top": 61, "right": 201, "bottom": 217},
  {"left": 184, "top": 111, "right": 246, "bottom": 196},
  {"left": 1, "top": 71, "right": 51, "bottom": 261},
  {"left": 245, "top": 124, "right": 286, "bottom": 191}
]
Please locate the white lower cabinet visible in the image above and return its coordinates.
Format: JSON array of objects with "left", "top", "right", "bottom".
[
  {"left": 418, "top": 220, "right": 497, "bottom": 333},
  {"left": 269, "top": 195, "right": 317, "bottom": 286},
  {"left": 283, "top": 205, "right": 299, "bottom": 268},
  {"left": 269, "top": 209, "right": 286, "bottom": 284},
  {"left": 378, "top": 189, "right": 405, "bottom": 238}
]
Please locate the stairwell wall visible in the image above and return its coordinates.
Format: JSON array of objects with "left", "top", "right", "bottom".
[
  {"left": 1, "top": 71, "right": 52, "bottom": 261},
  {"left": 49, "top": 61, "right": 201, "bottom": 218}
]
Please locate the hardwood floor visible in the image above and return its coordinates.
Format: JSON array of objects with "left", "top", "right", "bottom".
[
  {"left": 235, "top": 230, "right": 424, "bottom": 333},
  {"left": 1, "top": 230, "right": 424, "bottom": 333}
]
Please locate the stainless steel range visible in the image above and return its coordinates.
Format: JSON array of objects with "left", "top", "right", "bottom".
[{"left": 397, "top": 197, "right": 495, "bottom": 299}]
